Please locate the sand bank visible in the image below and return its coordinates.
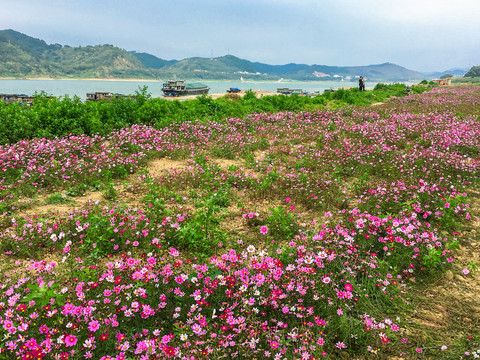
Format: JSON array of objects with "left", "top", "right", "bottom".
[{"left": 167, "top": 90, "right": 279, "bottom": 101}]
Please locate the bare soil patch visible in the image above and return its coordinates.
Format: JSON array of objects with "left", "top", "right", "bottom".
[
  {"left": 146, "top": 158, "right": 188, "bottom": 176},
  {"left": 409, "top": 193, "right": 480, "bottom": 354}
]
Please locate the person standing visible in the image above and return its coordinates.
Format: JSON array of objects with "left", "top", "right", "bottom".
[{"left": 359, "top": 76, "right": 365, "bottom": 91}]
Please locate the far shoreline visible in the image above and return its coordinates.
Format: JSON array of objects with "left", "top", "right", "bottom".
[
  {"left": 0, "top": 77, "right": 161, "bottom": 82},
  {"left": 0, "top": 77, "right": 361, "bottom": 84}
]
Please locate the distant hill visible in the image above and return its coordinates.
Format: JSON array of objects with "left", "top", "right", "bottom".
[
  {"left": 134, "top": 54, "right": 424, "bottom": 81},
  {"left": 0, "top": 29, "right": 157, "bottom": 79},
  {"left": 422, "top": 68, "right": 468, "bottom": 79},
  {"left": 128, "top": 51, "right": 177, "bottom": 69},
  {"left": 1, "top": 29, "right": 425, "bottom": 81}
]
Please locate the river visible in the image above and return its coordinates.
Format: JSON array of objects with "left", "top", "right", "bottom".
[{"left": 0, "top": 79, "right": 365, "bottom": 100}]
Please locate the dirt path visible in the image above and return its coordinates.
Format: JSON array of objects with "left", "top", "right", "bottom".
[{"left": 410, "top": 192, "right": 480, "bottom": 355}]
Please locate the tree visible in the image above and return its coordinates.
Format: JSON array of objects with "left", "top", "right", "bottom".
[
  {"left": 440, "top": 73, "right": 452, "bottom": 79},
  {"left": 464, "top": 65, "right": 480, "bottom": 78}
]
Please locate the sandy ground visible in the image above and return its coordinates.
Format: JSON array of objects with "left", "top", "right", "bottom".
[{"left": 165, "top": 90, "right": 280, "bottom": 101}]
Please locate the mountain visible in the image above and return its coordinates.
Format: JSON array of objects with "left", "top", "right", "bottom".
[
  {"left": 422, "top": 68, "right": 468, "bottom": 79},
  {"left": 0, "top": 29, "right": 157, "bottom": 79},
  {"left": 149, "top": 55, "right": 424, "bottom": 81},
  {"left": 128, "top": 51, "right": 177, "bottom": 69},
  {"left": 131, "top": 53, "right": 423, "bottom": 81},
  {"left": 1, "top": 29, "right": 424, "bottom": 81}
]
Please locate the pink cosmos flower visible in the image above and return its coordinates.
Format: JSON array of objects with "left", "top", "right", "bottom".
[
  {"left": 260, "top": 226, "right": 268, "bottom": 235},
  {"left": 161, "top": 335, "right": 171, "bottom": 344},
  {"left": 88, "top": 320, "right": 100, "bottom": 332},
  {"left": 3, "top": 320, "right": 15, "bottom": 333},
  {"left": 64, "top": 334, "right": 77, "bottom": 347}
]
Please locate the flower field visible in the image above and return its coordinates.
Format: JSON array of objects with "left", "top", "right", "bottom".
[{"left": 0, "top": 86, "right": 479, "bottom": 359}]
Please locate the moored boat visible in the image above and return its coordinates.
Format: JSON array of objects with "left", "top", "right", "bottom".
[
  {"left": 227, "top": 88, "right": 241, "bottom": 93},
  {"left": 86, "top": 92, "right": 131, "bottom": 102},
  {"left": 276, "top": 88, "right": 305, "bottom": 95},
  {"left": 162, "top": 80, "right": 210, "bottom": 96},
  {"left": 0, "top": 93, "right": 34, "bottom": 105}
]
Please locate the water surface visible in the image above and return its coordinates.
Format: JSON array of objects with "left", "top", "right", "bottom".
[{"left": 0, "top": 79, "right": 363, "bottom": 100}]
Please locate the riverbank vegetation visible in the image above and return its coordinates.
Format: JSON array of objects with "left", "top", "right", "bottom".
[
  {"left": 0, "top": 83, "right": 427, "bottom": 145},
  {"left": 453, "top": 76, "right": 480, "bottom": 86}
]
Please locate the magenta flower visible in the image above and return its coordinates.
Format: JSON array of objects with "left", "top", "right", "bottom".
[
  {"left": 39, "top": 324, "right": 49, "bottom": 334},
  {"left": 161, "top": 335, "right": 171, "bottom": 344},
  {"left": 64, "top": 334, "right": 77, "bottom": 347},
  {"left": 270, "top": 341, "right": 279, "bottom": 349},
  {"left": 260, "top": 226, "right": 268, "bottom": 235},
  {"left": 88, "top": 320, "right": 100, "bottom": 332}
]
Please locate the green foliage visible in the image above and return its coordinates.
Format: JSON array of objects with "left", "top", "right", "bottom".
[
  {"left": 172, "top": 195, "right": 227, "bottom": 255},
  {"left": 464, "top": 65, "right": 480, "bottom": 78},
  {"left": 452, "top": 76, "right": 480, "bottom": 85},
  {"left": 45, "top": 192, "right": 71, "bottom": 204},
  {"left": 102, "top": 184, "right": 118, "bottom": 200},
  {"left": 22, "top": 282, "right": 66, "bottom": 307},
  {"left": 440, "top": 73, "right": 453, "bottom": 79},
  {"left": 0, "top": 29, "right": 157, "bottom": 79},
  {"left": 0, "top": 84, "right": 426, "bottom": 145},
  {"left": 265, "top": 206, "right": 299, "bottom": 240},
  {"left": 65, "top": 183, "right": 89, "bottom": 197},
  {"left": 80, "top": 212, "right": 122, "bottom": 257},
  {"left": 331, "top": 88, "right": 355, "bottom": 104}
]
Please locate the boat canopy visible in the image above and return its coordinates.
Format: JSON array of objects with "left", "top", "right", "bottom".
[{"left": 185, "top": 83, "right": 207, "bottom": 89}]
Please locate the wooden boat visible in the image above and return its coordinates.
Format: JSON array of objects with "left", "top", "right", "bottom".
[
  {"left": 86, "top": 92, "right": 131, "bottom": 102},
  {"left": 0, "top": 94, "right": 34, "bottom": 105},
  {"left": 227, "top": 88, "right": 241, "bottom": 93},
  {"left": 162, "top": 80, "right": 209, "bottom": 96},
  {"left": 276, "top": 88, "right": 305, "bottom": 95}
]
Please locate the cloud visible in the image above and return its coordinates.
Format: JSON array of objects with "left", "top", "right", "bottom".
[{"left": 1, "top": 0, "right": 478, "bottom": 71}]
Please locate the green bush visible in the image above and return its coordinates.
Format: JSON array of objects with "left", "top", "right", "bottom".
[{"left": 0, "top": 84, "right": 429, "bottom": 145}]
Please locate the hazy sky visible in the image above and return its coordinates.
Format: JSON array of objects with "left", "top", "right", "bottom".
[{"left": 2, "top": 0, "right": 479, "bottom": 72}]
